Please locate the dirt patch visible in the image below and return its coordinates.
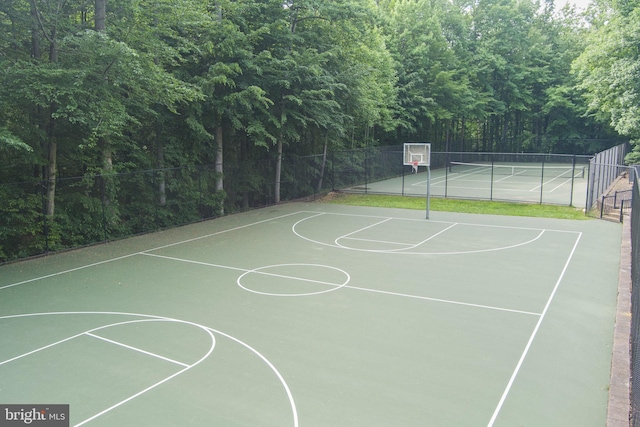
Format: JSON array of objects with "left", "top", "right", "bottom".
[{"left": 317, "top": 191, "right": 343, "bottom": 202}]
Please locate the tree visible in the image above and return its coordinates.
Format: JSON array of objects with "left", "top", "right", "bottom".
[
  {"left": 251, "top": 0, "right": 378, "bottom": 203},
  {"left": 573, "top": 0, "right": 640, "bottom": 159}
]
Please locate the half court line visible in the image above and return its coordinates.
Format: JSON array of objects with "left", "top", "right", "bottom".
[
  {"left": 141, "top": 253, "right": 346, "bottom": 288},
  {"left": 143, "top": 252, "right": 536, "bottom": 315}
]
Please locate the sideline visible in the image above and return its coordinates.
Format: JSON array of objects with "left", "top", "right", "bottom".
[{"left": 607, "top": 216, "right": 632, "bottom": 426}]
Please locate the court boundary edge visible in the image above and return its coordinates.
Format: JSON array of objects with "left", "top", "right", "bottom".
[{"left": 607, "top": 216, "right": 632, "bottom": 426}]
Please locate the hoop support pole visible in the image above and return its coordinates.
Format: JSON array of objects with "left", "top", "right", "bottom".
[{"left": 426, "top": 166, "right": 431, "bottom": 219}]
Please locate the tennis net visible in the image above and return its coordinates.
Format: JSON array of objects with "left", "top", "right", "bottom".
[{"left": 448, "top": 161, "right": 585, "bottom": 178}]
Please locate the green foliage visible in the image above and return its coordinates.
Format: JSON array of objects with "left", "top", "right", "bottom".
[
  {"left": 0, "top": 128, "right": 31, "bottom": 152},
  {"left": 0, "top": 184, "right": 47, "bottom": 262},
  {"left": 574, "top": 6, "right": 640, "bottom": 139},
  {"left": 0, "top": 0, "right": 632, "bottom": 261}
]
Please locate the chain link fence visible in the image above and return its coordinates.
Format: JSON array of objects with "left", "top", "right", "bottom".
[
  {"left": 0, "top": 166, "right": 224, "bottom": 262},
  {"left": 587, "top": 143, "right": 632, "bottom": 209},
  {"left": 0, "top": 144, "right": 632, "bottom": 263},
  {"left": 332, "top": 147, "right": 592, "bottom": 207},
  {"left": 631, "top": 165, "right": 640, "bottom": 426}
]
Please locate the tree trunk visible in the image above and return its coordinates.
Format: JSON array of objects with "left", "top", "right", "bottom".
[
  {"left": 30, "top": 2, "right": 41, "bottom": 59},
  {"left": 95, "top": 0, "right": 106, "bottom": 32},
  {"left": 157, "top": 125, "right": 166, "bottom": 207},
  {"left": 316, "top": 133, "right": 328, "bottom": 193},
  {"left": 502, "top": 113, "right": 509, "bottom": 152},
  {"left": 215, "top": 125, "right": 224, "bottom": 214},
  {"left": 241, "top": 135, "right": 249, "bottom": 209},
  {"left": 95, "top": 0, "right": 113, "bottom": 186},
  {"left": 45, "top": 131, "right": 57, "bottom": 216},
  {"left": 274, "top": 140, "right": 283, "bottom": 204},
  {"left": 215, "top": 125, "right": 224, "bottom": 192},
  {"left": 31, "top": 0, "right": 60, "bottom": 216},
  {"left": 460, "top": 117, "right": 466, "bottom": 152}
]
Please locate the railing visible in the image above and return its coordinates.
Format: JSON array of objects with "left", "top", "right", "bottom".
[{"left": 600, "top": 190, "right": 633, "bottom": 221}]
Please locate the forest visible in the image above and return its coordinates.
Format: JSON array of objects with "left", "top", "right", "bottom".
[{"left": 0, "top": 0, "right": 638, "bottom": 261}]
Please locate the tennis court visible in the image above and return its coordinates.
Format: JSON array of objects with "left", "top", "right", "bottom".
[
  {"left": 347, "top": 161, "right": 588, "bottom": 207},
  {"left": 0, "top": 202, "right": 622, "bottom": 426}
]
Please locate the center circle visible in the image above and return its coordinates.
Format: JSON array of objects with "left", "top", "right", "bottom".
[{"left": 237, "top": 264, "right": 351, "bottom": 296}]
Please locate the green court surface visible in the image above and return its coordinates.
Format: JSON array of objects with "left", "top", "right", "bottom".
[{"left": 0, "top": 202, "right": 622, "bottom": 426}]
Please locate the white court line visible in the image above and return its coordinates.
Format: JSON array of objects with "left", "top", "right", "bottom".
[
  {"left": 0, "top": 311, "right": 298, "bottom": 427},
  {"left": 424, "top": 166, "right": 490, "bottom": 187},
  {"left": 343, "top": 236, "right": 414, "bottom": 247},
  {"left": 0, "top": 319, "right": 204, "bottom": 370},
  {"left": 342, "top": 223, "right": 458, "bottom": 254},
  {"left": 338, "top": 224, "right": 457, "bottom": 251},
  {"left": 0, "top": 254, "right": 140, "bottom": 291},
  {"left": 207, "top": 326, "right": 299, "bottom": 427},
  {"left": 529, "top": 175, "right": 573, "bottom": 192},
  {"left": 335, "top": 218, "right": 455, "bottom": 252},
  {"left": 335, "top": 217, "right": 393, "bottom": 247},
  {"left": 486, "top": 232, "right": 583, "bottom": 427},
  {"left": 294, "top": 212, "right": 549, "bottom": 255},
  {"left": 547, "top": 179, "right": 572, "bottom": 193},
  {"left": 0, "top": 211, "right": 307, "bottom": 291},
  {"left": 85, "top": 332, "right": 190, "bottom": 368},
  {"left": 145, "top": 249, "right": 538, "bottom": 316},
  {"left": 74, "top": 321, "right": 216, "bottom": 427},
  {"left": 0, "top": 331, "right": 88, "bottom": 367},
  {"left": 385, "top": 223, "right": 457, "bottom": 253},
  {"left": 345, "top": 285, "right": 541, "bottom": 316},
  {"left": 304, "top": 210, "right": 580, "bottom": 235},
  {"left": 145, "top": 211, "right": 305, "bottom": 252},
  {"left": 141, "top": 253, "right": 346, "bottom": 288}
]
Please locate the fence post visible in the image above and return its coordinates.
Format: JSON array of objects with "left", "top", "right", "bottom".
[
  {"left": 100, "top": 175, "right": 108, "bottom": 242},
  {"left": 490, "top": 159, "right": 494, "bottom": 201},
  {"left": 569, "top": 155, "right": 576, "bottom": 207},
  {"left": 601, "top": 195, "right": 605, "bottom": 219},
  {"left": 331, "top": 150, "right": 335, "bottom": 191},
  {"left": 364, "top": 149, "right": 368, "bottom": 193},
  {"left": 539, "top": 157, "right": 545, "bottom": 204}
]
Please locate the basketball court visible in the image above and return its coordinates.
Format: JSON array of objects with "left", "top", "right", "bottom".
[{"left": 0, "top": 200, "right": 622, "bottom": 426}]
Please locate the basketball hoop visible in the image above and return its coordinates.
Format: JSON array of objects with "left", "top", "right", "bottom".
[{"left": 403, "top": 143, "right": 431, "bottom": 219}]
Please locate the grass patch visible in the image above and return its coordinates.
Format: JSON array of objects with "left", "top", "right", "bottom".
[{"left": 320, "top": 193, "right": 590, "bottom": 220}]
